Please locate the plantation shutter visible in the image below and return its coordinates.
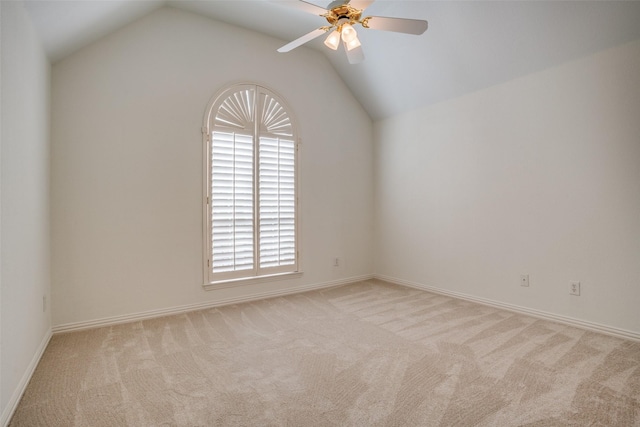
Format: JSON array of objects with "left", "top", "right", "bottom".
[
  {"left": 208, "top": 85, "right": 298, "bottom": 283},
  {"left": 211, "top": 131, "right": 254, "bottom": 274},
  {"left": 258, "top": 90, "right": 296, "bottom": 272}
]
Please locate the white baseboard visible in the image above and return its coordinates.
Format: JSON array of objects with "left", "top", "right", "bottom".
[
  {"left": 52, "top": 274, "right": 374, "bottom": 334},
  {"left": 375, "top": 274, "right": 640, "bottom": 343},
  {"left": 1, "top": 329, "right": 52, "bottom": 427}
]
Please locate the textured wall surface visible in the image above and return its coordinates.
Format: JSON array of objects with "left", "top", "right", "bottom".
[
  {"left": 374, "top": 40, "right": 640, "bottom": 334},
  {"left": 51, "top": 7, "right": 374, "bottom": 327},
  {"left": 1, "top": 0, "right": 51, "bottom": 421}
]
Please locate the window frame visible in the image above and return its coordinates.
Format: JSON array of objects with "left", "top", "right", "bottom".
[{"left": 202, "top": 83, "right": 302, "bottom": 289}]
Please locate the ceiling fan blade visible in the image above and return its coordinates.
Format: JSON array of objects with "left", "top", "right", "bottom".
[
  {"left": 364, "top": 16, "right": 428, "bottom": 35},
  {"left": 347, "top": 0, "right": 375, "bottom": 11},
  {"left": 272, "top": 0, "right": 328, "bottom": 16},
  {"left": 344, "top": 42, "right": 365, "bottom": 64},
  {"left": 277, "top": 28, "right": 327, "bottom": 53}
]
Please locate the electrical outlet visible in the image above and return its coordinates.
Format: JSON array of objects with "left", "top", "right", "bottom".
[
  {"left": 333, "top": 257, "right": 340, "bottom": 267},
  {"left": 520, "top": 274, "right": 529, "bottom": 287},
  {"left": 569, "top": 281, "right": 581, "bottom": 296}
]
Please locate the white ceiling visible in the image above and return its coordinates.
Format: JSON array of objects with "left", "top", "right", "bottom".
[{"left": 23, "top": 0, "right": 640, "bottom": 120}]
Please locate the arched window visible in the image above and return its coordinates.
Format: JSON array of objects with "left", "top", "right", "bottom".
[{"left": 203, "top": 84, "right": 299, "bottom": 285}]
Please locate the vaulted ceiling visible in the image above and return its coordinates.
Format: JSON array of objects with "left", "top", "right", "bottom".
[{"left": 23, "top": 0, "right": 640, "bottom": 120}]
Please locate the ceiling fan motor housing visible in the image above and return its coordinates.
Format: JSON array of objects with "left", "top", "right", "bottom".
[{"left": 324, "top": 4, "right": 363, "bottom": 28}]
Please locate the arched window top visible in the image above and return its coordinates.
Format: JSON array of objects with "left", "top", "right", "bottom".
[{"left": 206, "top": 84, "right": 295, "bottom": 137}]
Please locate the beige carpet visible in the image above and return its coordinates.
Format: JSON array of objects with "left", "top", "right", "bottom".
[{"left": 10, "top": 279, "right": 640, "bottom": 426}]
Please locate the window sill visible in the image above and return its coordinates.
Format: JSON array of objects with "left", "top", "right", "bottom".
[{"left": 202, "top": 271, "right": 303, "bottom": 291}]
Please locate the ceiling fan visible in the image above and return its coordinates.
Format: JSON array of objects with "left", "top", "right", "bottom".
[{"left": 276, "top": 0, "right": 428, "bottom": 64}]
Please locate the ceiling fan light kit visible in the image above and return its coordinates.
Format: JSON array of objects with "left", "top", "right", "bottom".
[
  {"left": 324, "top": 30, "right": 341, "bottom": 50},
  {"left": 276, "top": 0, "right": 428, "bottom": 64},
  {"left": 344, "top": 36, "right": 361, "bottom": 51},
  {"left": 340, "top": 23, "right": 357, "bottom": 42}
]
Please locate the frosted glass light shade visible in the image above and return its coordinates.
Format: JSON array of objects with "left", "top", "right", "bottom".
[
  {"left": 345, "top": 35, "right": 361, "bottom": 51},
  {"left": 324, "top": 30, "right": 341, "bottom": 50},
  {"left": 341, "top": 23, "right": 357, "bottom": 43}
]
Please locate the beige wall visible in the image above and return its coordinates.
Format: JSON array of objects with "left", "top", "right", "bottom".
[
  {"left": 51, "top": 7, "right": 374, "bottom": 327},
  {"left": 374, "top": 39, "right": 640, "bottom": 334},
  {"left": 1, "top": 0, "right": 51, "bottom": 421}
]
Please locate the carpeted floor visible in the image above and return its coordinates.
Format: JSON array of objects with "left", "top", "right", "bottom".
[{"left": 10, "top": 279, "right": 640, "bottom": 426}]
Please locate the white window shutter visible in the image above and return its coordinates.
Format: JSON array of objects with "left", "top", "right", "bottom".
[
  {"left": 207, "top": 85, "right": 298, "bottom": 283},
  {"left": 211, "top": 131, "right": 254, "bottom": 274},
  {"left": 259, "top": 136, "right": 296, "bottom": 269}
]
